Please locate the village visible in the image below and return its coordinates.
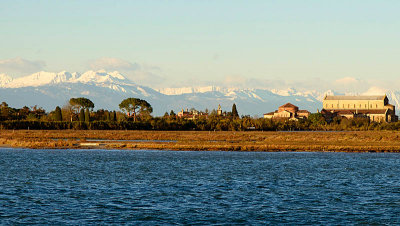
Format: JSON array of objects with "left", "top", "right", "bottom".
[{"left": 176, "top": 95, "right": 398, "bottom": 123}]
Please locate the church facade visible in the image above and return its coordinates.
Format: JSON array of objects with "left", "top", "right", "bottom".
[{"left": 321, "top": 95, "right": 397, "bottom": 122}]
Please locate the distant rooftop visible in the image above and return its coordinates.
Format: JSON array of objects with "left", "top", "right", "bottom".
[
  {"left": 279, "top": 103, "right": 298, "bottom": 108},
  {"left": 324, "top": 95, "right": 386, "bottom": 100}
]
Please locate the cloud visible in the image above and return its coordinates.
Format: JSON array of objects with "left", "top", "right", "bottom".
[
  {"left": 335, "top": 77, "right": 359, "bottom": 84},
  {"left": 89, "top": 57, "right": 139, "bottom": 71},
  {"left": 0, "top": 57, "right": 46, "bottom": 76},
  {"left": 88, "top": 57, "right": 166, "bottom": 86},
  {"left": 223, "top": 75, "right": 247, "bottom": 87}
]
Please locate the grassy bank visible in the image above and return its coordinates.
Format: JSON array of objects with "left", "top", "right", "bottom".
[{"left": 1, "top": 130, "right": 400, "bottom": 152}]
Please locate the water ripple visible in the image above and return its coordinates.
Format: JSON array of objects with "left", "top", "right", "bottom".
[{"left": 1, "top": 149, "right": 400, "bottom": 224}]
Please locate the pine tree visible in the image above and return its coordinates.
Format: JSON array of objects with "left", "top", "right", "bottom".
[
  {"left": 79, "top": 109, "right": 85, "bottom": 121},
  {"left": 85, "top": 108, "right": 90, "bottom": 122},
  {"left": 55, "top": 106, "right": 62, "bottom": 121},
  {"left": 232, "top": 103, "right": 239, "bottom": 118},
  {"left": 113, "top": 111, "right": 117, "bottom": 121}
]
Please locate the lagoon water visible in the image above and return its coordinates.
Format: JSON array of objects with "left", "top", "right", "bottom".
[{"left": 1, "top": 149, "right": 400, "bottom": 224}]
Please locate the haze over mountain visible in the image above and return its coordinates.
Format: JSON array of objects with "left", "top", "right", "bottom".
[{"left": 1, "top": 70, "right": 398, "bottom": 116}]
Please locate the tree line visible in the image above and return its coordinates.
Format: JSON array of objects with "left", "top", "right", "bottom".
[{"left": 1, "top": 97, "right": 400, "bottom": 131}]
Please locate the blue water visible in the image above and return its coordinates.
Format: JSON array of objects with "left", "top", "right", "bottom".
[{"left": 1, "top": 149, "right": 400, "bottom": 224}]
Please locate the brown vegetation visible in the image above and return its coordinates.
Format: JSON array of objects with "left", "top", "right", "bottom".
[{"left": 1, "top": 130, "right": 400, "bottom": 152}]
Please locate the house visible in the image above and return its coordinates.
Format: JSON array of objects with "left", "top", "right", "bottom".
[
  {"left": 321, "top": 95, "right": 397, "bottom": 122},
  {"left": 263, "top": 103, "right": 310, "bottom": 120},
  {"left": 177, "top": 108, "right": 208, "bottom": 120}
]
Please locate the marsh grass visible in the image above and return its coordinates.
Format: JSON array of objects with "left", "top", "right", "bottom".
[{"left": 1, "top": 130, "right": 400, "bottom": 152}]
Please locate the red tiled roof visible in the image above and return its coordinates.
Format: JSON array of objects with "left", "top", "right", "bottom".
[
  {"left": 279, "top": 103, "right": 298, "bottom": 108},
  {"left": 321, "top": 109, "right": 387, "bottom": 115},
  {"left": 263, "top": 112, "right": 274, "bottom": 115},
  {"left": 356, "top": 109, "right": 387, "bottom": 114},
  {"left": 297, "top": 110, "right": 310, "bottom": 113}
]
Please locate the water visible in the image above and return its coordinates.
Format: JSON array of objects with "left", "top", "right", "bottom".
[{"left": 1, "top": 149, "right": 400, "bottom": 224}]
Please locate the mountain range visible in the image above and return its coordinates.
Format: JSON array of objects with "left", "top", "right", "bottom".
[{"left": 0, "top": 70, "right": 399, "bottom": 116}]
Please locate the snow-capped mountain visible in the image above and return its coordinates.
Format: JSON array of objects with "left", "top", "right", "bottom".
[
  {"left": 1, "top": 70, "right": 399, "bottom": 116},
  {"left": 0, "top": 74, "right": 12, "bottom": 86},
  {"left": 2, "top": 70, "right": 129, "bottom": 88}
]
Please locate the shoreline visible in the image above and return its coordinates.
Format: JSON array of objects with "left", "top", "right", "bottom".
[{"left": 1, "top": 130, "right": 400, "bottom": 152}]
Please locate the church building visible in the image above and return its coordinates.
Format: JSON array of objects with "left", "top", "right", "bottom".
[
  {"left": 321, "top": 95, "right": 397, "bottom": 122},
  {"left": 264, "top": 103, "right": 310, "bottom": 120}
]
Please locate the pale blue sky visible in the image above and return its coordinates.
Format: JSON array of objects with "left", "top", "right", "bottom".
[{"left": 1, "top": 0, "right": 399, "bottom": 89}]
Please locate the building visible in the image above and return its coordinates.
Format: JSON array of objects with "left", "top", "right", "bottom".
[
  {"left": 263, "top": 103, "right": 310, "bottom": 120},
  {"left": 217, "top": 104, "right": 222, "bottom": 116},
  {"left": 177, "top": 108, "right": 208, "bottom": 120},
  {"left": 321, "top": 95, "right": 397, "bottom": 122}
]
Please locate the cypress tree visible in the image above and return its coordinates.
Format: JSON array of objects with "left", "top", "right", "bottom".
[
  {"left": 79, "top": 109, "right": 85, "bottom": 122},
  {"left": 85, "top": 108, "right": 90, "bottom": 122},
  {"left": 113, "top": 111, "right": 117, "bottom": 121},
  {"left": 55, "top": 106, "right": 62, "bottom": 121},
  {"left": 105, "top": 110, "right": 110, "bottom": 121},
  {"left": 232, "top": 103, "right": 239, "bottom": 118},
  {"left": 110, "top": 111, "right": 114, "bottom": 121}
]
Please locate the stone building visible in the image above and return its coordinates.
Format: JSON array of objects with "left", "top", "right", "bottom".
[
  {"left": 321, "top": 95, "right": 397, "bottom": 122},
  {"left": 217, "top": 104, "right": 222, "bottom": 116},
  {"left": 263, "top": 103, "right": 310, "bottom": 120},
  {"left": 177, "top": 108, "right": 208, "bottom": 120}
]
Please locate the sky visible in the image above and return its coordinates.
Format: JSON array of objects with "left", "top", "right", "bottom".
[{"left": 0, "top": 0, "right": 399, "bottom": 92}]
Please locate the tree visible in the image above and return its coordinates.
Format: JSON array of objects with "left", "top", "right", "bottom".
[
  {"left": 308, "top": 113, "right": 325, "bottom": 125},
  {"left": 30, "top": 105, "right": 46, "bottom": 120},
  {"left": 85, "top": 108, "right": 90, "bottom": 122},
  {"left": 0, "top": 102, "right": 10, "bottom": 120},
  {"left": 105, "top": 110, "right": 110, "bottom": 121},
  {"left": 55, "top": 106, "right": 62, "bottom": 121},
  {"left": 170, "top": 110, "right": 176, "bottom": 117},
  {"left": 119, "top": 98, "right": 153, "bottom": 122},
  {"left": 232, "top": 103, "right": 239, "bottom": 118},
  {"left": 110, "top": 111, "right": 115, "bottom": 121},
  {"left": 112, "top": 111, "right": 117, "bottom": 121},
  {"left": 69, "top": 97, "right": 94, "bottom": 112},
  {"left": 79, "top": 109, "right": 85, "bottom": 122}
]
